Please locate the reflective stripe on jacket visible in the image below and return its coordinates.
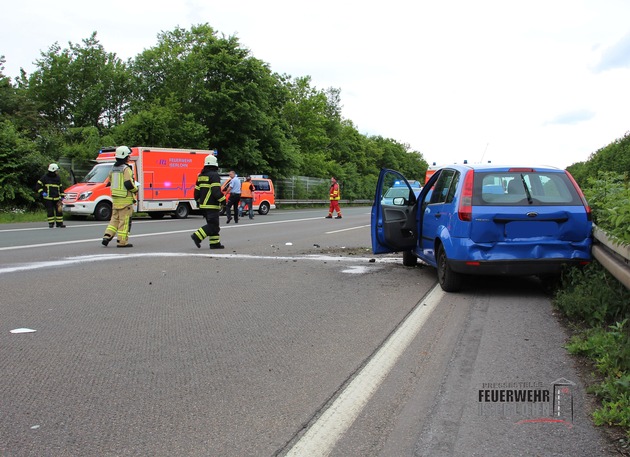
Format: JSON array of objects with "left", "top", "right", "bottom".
[
  {"left": 329, "top": 183, "right": 340, "bottom": 201},
  {"left": 109, "top": 164, "right": 137, "bottom": 207},
  {"left": 36, "top": 172, "right": 64, "bottom": 200},
  {"left": 195, "top": 167, "right": 225, "bottom": 210}
]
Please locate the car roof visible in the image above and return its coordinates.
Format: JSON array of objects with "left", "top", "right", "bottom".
[{"left": 435, "top": 163, "right": 563, "bottom": 172}]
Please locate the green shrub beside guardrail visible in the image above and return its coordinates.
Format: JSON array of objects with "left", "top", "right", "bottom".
[{"left": 554, "top": 171, "right": 630, "bottom": 442}]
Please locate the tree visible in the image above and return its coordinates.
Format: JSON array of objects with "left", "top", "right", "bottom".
[
  {"left": 0, "top": 120, "right": 49, "bottom": 207},
  {"left": 131, "top": 24, "right": 299, "bottom": 177},
  {"left": 26, "top": 32, "right": 131, "bottom": 131}
]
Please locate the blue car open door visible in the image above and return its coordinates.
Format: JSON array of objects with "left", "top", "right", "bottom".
[{"left": 371, "top": 169, "right": 419, "bottom": 254}]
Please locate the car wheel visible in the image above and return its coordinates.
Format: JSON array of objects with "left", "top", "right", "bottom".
[
  {"left": 258, "top": 202, "right": 270, "bottom": 215},
  {"left": 402, "top": 250, "right": 418, "bottom": 267},
  {"left": 173, "top": 203, "right": 190, "bottom": 219},
  {"left": 94, "top": 201, "right": 112, "bottom": 221},
  {"left": 148, "top": 212, "right": 165, "bottom": 219},
  {"left": 437, "top": 245, "right": 462, "bottom": 292}
]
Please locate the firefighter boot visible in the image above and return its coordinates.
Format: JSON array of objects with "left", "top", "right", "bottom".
[
  {"left": 102, "top": 235, "right": 112, "bottom": 246},
  {"left": 210, "top": 243, "right": 225, "bottom": 249},
  {"left": 191, "top": 233, "right": 201, "bottom": 248}
]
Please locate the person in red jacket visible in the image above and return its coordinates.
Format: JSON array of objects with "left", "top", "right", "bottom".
[{"left": 325, "top": 176, "right": 342, "bottom": 219}]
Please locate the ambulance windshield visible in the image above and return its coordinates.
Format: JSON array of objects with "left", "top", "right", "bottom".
[{"left": 84, "top": 163, "right": 113, "bottom": 183}]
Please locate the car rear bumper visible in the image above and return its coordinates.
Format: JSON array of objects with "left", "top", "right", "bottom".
[
  {"left": 449, "top": 258, "right": 590, "bottom": 276},
  {"left": 444, "top": 238, "right": 592, "bottom": 276}
]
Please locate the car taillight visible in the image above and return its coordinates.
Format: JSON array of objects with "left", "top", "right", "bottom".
[
  {"left": 508, "top": 168, "right": 535, "bottom": 172},
  {"left": 458, "top": 170, "right": 474, "bottom": 221},
  {"left": 565, "top": 171, "right": 592, "bottom": 221}
]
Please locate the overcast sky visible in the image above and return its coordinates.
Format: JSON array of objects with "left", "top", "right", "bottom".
[{"left": 2, "top": 0, "right": 630, "bottom": 169}]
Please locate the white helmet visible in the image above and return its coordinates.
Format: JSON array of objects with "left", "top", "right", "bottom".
[
  {"left": 48, "top": 163, "right": 59, "bottom": 172},
  {"left": 204, "top": 155, "right": 218, "bottom": 166},
  {"left": 115, "top": 146, "right": 131, "bottom": 159}
]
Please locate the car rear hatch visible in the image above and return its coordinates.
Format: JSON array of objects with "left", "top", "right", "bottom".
[{"left": 468, "top": 169, "right": 591, "bottom": 244}]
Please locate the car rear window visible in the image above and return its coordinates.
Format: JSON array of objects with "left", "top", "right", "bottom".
[{"left": 472, "top": 171, "right": 582, "bottom": 206}]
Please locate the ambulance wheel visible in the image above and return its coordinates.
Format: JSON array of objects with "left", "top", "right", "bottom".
[
  {"left": 94, "top": 202, "right": 112, "bottom": 221},
  {"left": 173, "top": 203, "right": 190, "bottom": 219},
  {"left": 258, "top": 202, "right": 270, "bottom": 215},
  {"left": 148, "top": 212, "right": 165, "bottom": 219}
]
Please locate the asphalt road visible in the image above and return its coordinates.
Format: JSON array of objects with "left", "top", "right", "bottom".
[{"left": 0, "top": 208, "right": 615, "bottom": 456}]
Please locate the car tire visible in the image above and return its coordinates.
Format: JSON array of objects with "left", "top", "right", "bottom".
[
  {"left": 437, "top": 245, "right": 462, "bottom": 292},
  {"left": 402, "top": 250, "right": 418, "bottom": 267},
  {"left": 258, "top": 201, "right": 270, "bottom": 215},
  {"left": 94, "top": 201, "right": 112, "bottom": 221}
]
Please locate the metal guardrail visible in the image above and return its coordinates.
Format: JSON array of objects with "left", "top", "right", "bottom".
[{"left": 592, "top": 225, "right": 630, "bottom": 290}]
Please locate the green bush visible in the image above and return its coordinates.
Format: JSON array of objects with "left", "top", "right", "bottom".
[
  {"left": 566, "top": 321, "right": 630, "bottom": 437},
  {"left": 583, "top": 172, "right": 630, "bottom": 244},
  {"left": 555, "top": 262, "right": 630, "bottom": 325}
]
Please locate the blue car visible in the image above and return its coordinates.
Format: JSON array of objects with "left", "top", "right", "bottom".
[{"left": 371, "top": 164, "right": 592, "bottom": 292}]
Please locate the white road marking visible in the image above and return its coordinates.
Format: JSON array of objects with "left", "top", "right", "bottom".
[
  {"left": 0, "top": 216, "right": 331, "bottom": 251},
  {"left": 0, "top": 252, "right": 401, "bottom": 275},
  {"left": 0, "top": 219, "right": 173, "bottom": 232},
  {"left": 325, "top": 224, "right": 370, "bottom": 234},
  {"left": 285, "top": 285, "right": 443, "bottom": 457}
]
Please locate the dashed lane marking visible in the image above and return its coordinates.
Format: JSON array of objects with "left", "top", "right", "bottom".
[{"left": 325, "top": 224, "right": 370, "bottom": 234}]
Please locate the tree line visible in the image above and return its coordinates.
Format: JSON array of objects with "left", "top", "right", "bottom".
[
  {"left": 567, "top": 131, "right": 630, "bottom": 188},
  {"left": 0, "top": 24, "right": 427, "bottom": 209}
]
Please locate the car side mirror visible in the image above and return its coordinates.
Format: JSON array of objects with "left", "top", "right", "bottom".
[{"left": 393, "top": 197, "right": 406, "bottom": 206}]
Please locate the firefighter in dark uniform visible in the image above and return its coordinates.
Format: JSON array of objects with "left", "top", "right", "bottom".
[
  {"left": 191, "top": 154, "right": 226, "bottom": 249},
  {"left": 36, "top": 163, "right": 66, "bottom": 228}
]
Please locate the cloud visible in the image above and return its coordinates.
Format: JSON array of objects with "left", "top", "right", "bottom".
[
  {"left": 544, "top": 109, "right": 596, "bottom": 126},
  {"left": 594, "top": 30, "right": 630, "bottom": 72}
]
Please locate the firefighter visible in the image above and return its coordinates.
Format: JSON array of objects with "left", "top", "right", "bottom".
[
  {"left": 191, "top": 154, "right": 226, "bottom": 249},
  {"left": 102, "top": 146, "right": 138, "bottom": 248},
  {"left": 36, "top": 163, "right": 66, "bottom": 228},
  {"left": 325, "top": 176, "right": 342, "bottom": 219}
]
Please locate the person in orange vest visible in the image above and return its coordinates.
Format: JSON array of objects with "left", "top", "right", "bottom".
[
  {"left": 325, "top": 176, "right": 342, "bottom": 219},
  {"left": 239, "top": 176, "right": 256, "bottom": 219}
]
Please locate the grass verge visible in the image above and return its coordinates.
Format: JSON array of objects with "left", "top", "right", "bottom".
[{"left": 554, "top": 262, "right": 630, "bottom": 449}]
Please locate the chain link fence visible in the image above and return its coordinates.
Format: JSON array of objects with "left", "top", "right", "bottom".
[{"left": 275, "top": 176, "right": 330, "bottom": 200}]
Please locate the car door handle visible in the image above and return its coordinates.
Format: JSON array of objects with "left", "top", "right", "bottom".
[{"left": 434, "top": 213, "right": 441, "bottom": 219}]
